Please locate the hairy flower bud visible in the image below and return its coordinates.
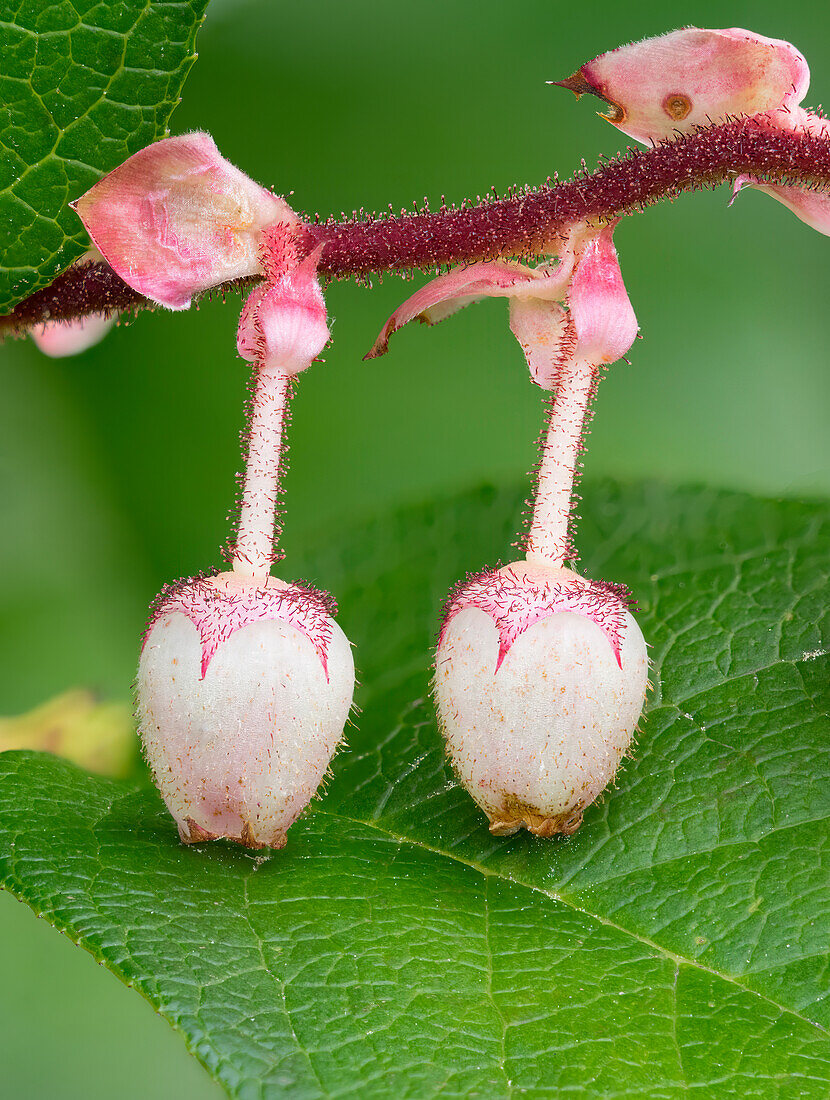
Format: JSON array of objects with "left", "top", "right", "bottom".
[
  {"left": 137, "top": 571, "right": 354, "bottom": 848},
  {"left": 435, "top": 562, "right": 648, "bottom": 836}
]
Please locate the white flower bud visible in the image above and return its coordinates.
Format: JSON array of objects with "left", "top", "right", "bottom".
[
  {"left": 435, "top": 561, "right": 648, "bottom": 836},
  {"left": 137, "top": 571, "right": 354, "bottom": 849}
]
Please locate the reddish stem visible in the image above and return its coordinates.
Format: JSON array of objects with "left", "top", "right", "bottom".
[{"left": 3, "top": 117, "right": 830, "bottom": 333}]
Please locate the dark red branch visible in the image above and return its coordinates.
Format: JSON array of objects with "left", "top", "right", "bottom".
[{"left": 4, "top": 116, "right": 830, "bottom": 335}]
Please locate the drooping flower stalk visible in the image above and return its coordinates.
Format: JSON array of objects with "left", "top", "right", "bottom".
[
  {"left": 230, "top": 365, "right": 291, "bottom": 578},
  {"left": 136, "top": 240, "right": 354, "bottom": 850},
  {"left": 525, "top": 359, "right": 596, "bottom": 567},
  {"left": 372, "top": 222, "right": 646, "bottom": 837}
]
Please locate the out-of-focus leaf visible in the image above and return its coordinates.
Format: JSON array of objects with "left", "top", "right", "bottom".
[{"left": 0, "top": 689, "right": 135, "bottom": 777}]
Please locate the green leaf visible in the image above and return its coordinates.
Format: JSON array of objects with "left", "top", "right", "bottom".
[
  {"left": 1, "top": 480, "right": 828, "bottom": 1097},
  {"left": 0, "top": 0, "right": 210, "bottom": 314}
]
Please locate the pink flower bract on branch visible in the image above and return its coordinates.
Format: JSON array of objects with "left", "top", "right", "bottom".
[
  {"left": 72, "top": 132, "right": 298, "bottom": 310},
  {"left": 507, "top": 300, "right": 575, "bottom": 390},
  {"left": 731, "top": 111, "right": 830, "bottom": 237},
  {"left": 556, "top": 28, "right": 809, "bottom": 144},
  {"left": 369, "top": 222, "right": 637, "bottom": 386},
  {"left": 562, "top": 28, "right": 830, "bottom": 238},
  {"left": 365, "top": 252, "right": 577, "bottom": 360},
  {"left": 733, "top": 171, "right": 830, "bottom": 236}
]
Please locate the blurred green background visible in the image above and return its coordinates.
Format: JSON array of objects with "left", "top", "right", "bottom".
[{"left": 1, "top": 0, "right": 828, "bottom": 1095}]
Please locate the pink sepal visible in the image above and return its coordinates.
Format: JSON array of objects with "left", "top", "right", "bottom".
[
  {"left": 440, "top": 566, "right": 632, "bottom": 671},
  {"left": 366, "top": 253, "right": 575, "bottom": 359},
  {"left": 72, "top": 133, "right": 298, "bottom": 310},
  {"left": 237, "top": 245, "right": 329, "bottom": 373},
  {"left": 558, "top": 28, "right": 809, "bottom": 145},
  {"left": 31, "top": 312, "right": 115, "bottom": 357},
  {"left": 567, "top": 227, "right": 638, "bottom": 364},
  {"left": 142, "top": 574, "right": 337, "bottom": 681}
]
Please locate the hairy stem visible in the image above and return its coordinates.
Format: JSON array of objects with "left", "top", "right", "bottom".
[
  {"left": 525, "top": 361, "right": 596, "bottom": 568},
  {"left": 231, "top": 366, "right": 290, "bottom": 579},
  {"left": 4, "top": 117, "right": 830, "bottom": 332}
]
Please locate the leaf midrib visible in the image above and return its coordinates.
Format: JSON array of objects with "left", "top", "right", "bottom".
[
  {"left": 240, "top": 871, "right": 329, "bottom": 1098},
  {"left": 312, "top": 806, "right": 830, "bottom": 1042}
]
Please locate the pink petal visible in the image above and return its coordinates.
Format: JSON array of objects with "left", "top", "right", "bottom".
[
  {"left": 72, "top": 133, "right": 298, "bottom": 311},
  {"left": 237, "top": 246, "right": 329, "bottom": 373},
  {"left": 366, "top": 255, "right": 574, "bottom": 359},
  {"left": 567, "top": 228, "right": 638, "bottom": 364},
  {"left": 556, "top": 28, "right": 809, "bottom": 145},
  {"left": 31, "top": 312, "right": 115, "bottom": 357},
  {"left": 508, "top": 298, "right": 576, "bottom": 390}
]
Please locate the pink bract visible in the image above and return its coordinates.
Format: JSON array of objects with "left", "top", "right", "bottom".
[
  {"left": 733, "top": 172, "right": 830, "bottom": 236},
  {"left": 72, "top": 132, "right": 298, "bottom": 310},
  {"left": 557, "top": 28, "right": 809, "bottom": 144},
  {"left": 731, "top": 111, "right": 830, "bottom": 236},
  {"left": 567, "top": 227, "right": 638, "bottom": 365},
  {"left": 366, "top": 248, "right": 578, "bottom": 360},
  {"left": 369, "top": 221, "right": 636, "bottom": 385},
  {"left": 564, "top": 28, "right": 830, "bottom": 238},
  {"left": 507, "top": 299, "right": 576, "bottom": 390}
]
